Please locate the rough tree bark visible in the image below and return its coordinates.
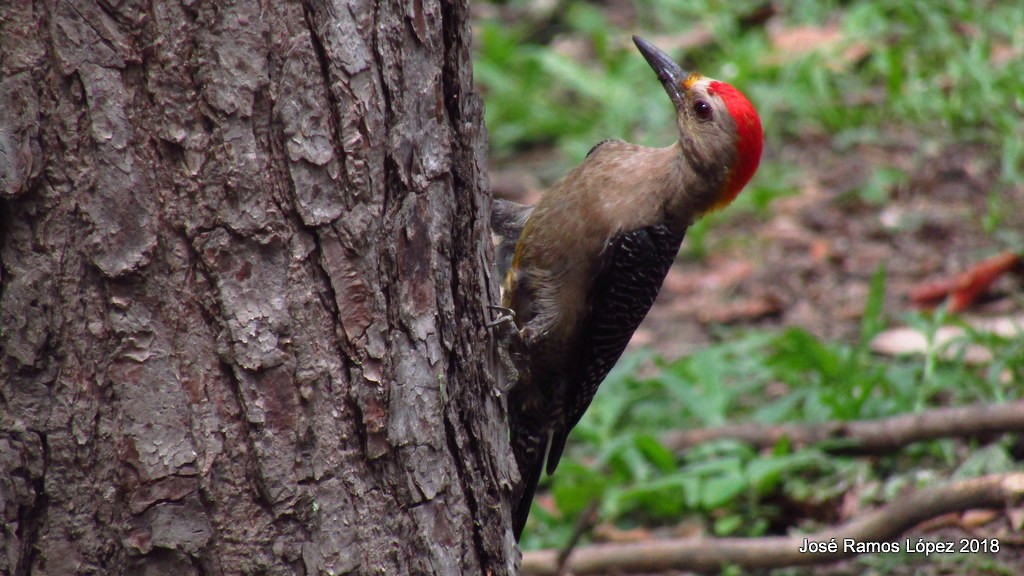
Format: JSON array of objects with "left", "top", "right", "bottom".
[{"left": 1, "top": 0, "right": 517, "bottom": 574}]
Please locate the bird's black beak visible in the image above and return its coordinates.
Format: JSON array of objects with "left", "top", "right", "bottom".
[{"left": 633, "top": 35, "right": 688, "bottom": 108}]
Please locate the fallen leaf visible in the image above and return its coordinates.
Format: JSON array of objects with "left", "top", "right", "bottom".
[
  {"left": 960, "top": 509, "right": 999, "bottom": 529},
  {"left": 696, "top": 294, "right": 784, "bottom": 324},
  {"left": 991, "top": 42, "right": 1022, "bottom": 66},
  {"left": 1007, "top": 506, "right": 1024, "bottom": 531},
  {"left": 770, "top": 24, "right": 842, "bottom": 55},
  {"left": 870, "top": 315, "right": 1024, "bottom": 364},
  {"left": 910, "top": 251, "right": 1021, "bottom": 312},
  {"left": 593, "top": 524, "right": 654, "bottom": 543},
  {"left": 917, "top": 512, "right": 960, "bottom": 532}
]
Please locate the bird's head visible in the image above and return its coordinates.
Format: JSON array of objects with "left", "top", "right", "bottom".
[{"left": 633, "top": 36, "right": 763, "bottom": 214}]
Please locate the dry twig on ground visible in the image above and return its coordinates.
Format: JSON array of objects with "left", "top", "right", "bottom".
[
  {"left": 660, "top": 401, "right": 1024, "bottom": 454},
  {"left": 521, "top": 473, "right": 1024, "bottom": 575}
]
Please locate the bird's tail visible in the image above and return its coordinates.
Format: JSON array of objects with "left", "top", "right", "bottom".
[
  {"left": 511, "top": 425, "right": 553, "bottom": 540},
  {"left": 512, "top": 449, "right": 544, "bottom": 540}
]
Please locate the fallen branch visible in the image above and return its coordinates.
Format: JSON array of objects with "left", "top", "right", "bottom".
[
  {"left": 521, "top": 473, "right": 1024, "bottom": 575},
  {"left": 660, "top": 401, "right": 1024, "bottom": 454}
]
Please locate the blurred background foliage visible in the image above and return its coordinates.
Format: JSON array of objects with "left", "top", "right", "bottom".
[
  {"left": 473, "top": 1, "right": 1024, "bottom": 572},
  {"left": 475, "top": 0, "right": 1024, "bottom": 181}
]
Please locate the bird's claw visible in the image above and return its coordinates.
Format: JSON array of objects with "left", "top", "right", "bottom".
[
  {"left": 486, "top": 304, "right": 517, "bottom": 329},
  {"left": 486, "top": 305, "right": 526, "bottom": 392}
]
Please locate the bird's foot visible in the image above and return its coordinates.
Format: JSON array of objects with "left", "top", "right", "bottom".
[
  {"left": 486, "top": 305, "right": 525, "bottom": 393},
  {"left": 485, "top": 304, "right": 517, "bottom": 329}
]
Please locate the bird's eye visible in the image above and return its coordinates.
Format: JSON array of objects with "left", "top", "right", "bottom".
[{"left": 693, "top": 100, "right": 713, "bottom": 121}]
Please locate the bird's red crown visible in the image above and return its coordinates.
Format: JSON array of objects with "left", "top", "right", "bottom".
[{"left": 707, "top": 80, "right": 763, "bottom": 211}]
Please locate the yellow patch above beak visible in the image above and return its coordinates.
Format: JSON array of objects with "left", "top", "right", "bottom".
[{"left": 682, "top": 73, "right": 703, "bottom": 91}]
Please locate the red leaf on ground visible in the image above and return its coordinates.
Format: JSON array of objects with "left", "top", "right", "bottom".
[{"left": 909, "top": 251, "right": 1021, "bottom": 312}]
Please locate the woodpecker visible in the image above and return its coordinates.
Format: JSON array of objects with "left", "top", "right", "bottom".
[{"left": 495, "top": 36, "right": 763, "bottom": 539}]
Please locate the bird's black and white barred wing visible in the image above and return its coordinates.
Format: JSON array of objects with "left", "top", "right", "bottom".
[{"left": 545, "top": 223, "right": 686, "bottom": 473}]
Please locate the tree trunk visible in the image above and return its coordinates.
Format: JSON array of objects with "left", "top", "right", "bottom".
[{"left": 0, "top": 1, "right": 516, "bottom": 574}]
